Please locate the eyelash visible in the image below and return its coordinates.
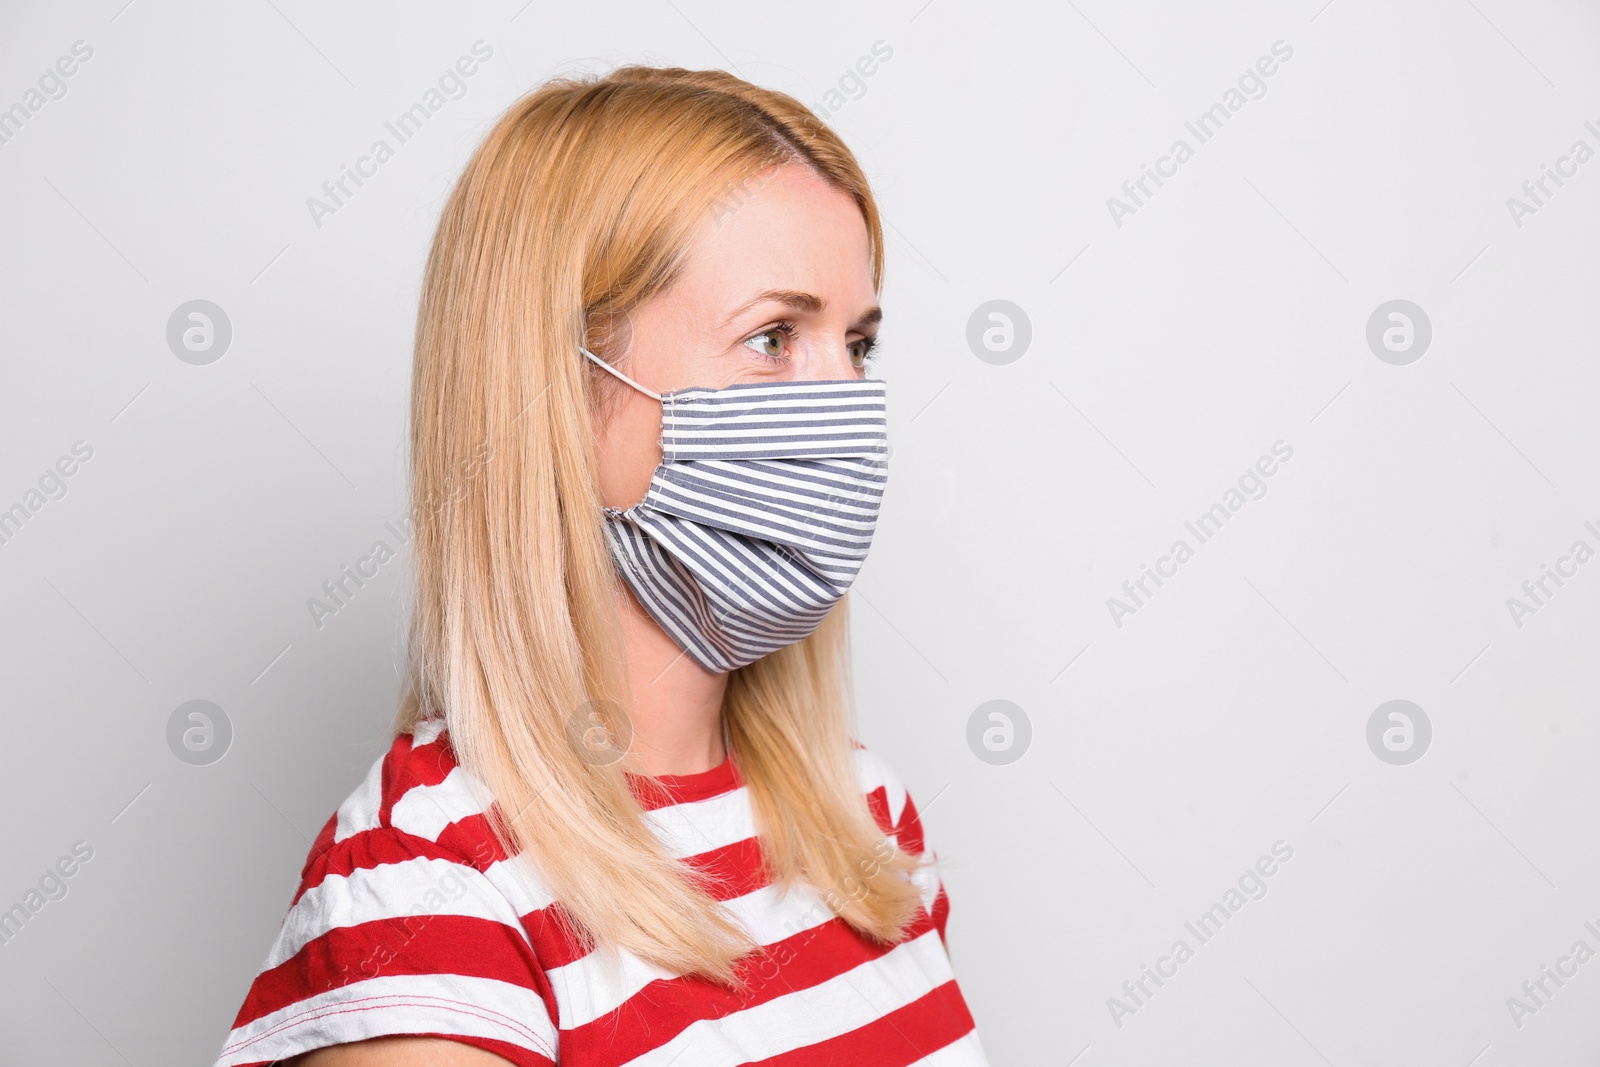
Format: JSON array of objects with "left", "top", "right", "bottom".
[{"left": 744, "top": 321, "right": 880, "bottom": 367}]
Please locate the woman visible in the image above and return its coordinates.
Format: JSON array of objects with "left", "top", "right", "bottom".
[{"left": 212, "top": 64, "right": 989, "bottom": 1066}]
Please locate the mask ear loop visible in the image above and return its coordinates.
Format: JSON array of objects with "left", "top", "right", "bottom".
[
  {"left": 581, "top": 346, "right": 662, "bottom": 402},
  {"left": 582, "top": 345, "right": 676, "bottom": 481}
]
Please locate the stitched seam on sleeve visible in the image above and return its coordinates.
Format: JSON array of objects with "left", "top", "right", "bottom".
[{"left": 222, "top": 992, "right": 557, "bottom": 1060}]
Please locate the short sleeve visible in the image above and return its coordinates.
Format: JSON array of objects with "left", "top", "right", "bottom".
[
  {"left": 212, "top": 823, "right": 559, "bottom": 1067},
  {"left": 853, "top": 746, "right": 953, "bottom": 947}
]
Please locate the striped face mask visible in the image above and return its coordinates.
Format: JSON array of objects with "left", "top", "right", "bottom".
[{"left": 582, "top": 346, "right": 890, "bottom": 673}]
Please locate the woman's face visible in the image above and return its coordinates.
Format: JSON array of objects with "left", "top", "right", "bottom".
[{"left": 593, "top": 161, "right": 881, "bottom": 510}]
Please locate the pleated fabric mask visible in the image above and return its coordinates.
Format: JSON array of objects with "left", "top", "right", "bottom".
[{"left": 582, "top": 345, "right": 890, "bottom": 673}]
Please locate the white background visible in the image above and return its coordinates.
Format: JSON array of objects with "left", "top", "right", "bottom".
[{"left": 2, "top": 1, "right": 1599, "bottom": 1064}]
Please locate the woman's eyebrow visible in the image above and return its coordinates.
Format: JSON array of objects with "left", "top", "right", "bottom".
[{"left": 719, "top": 288, "right": 882, "bottom": 328}]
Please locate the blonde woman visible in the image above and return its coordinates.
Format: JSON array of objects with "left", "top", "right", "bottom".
[{"left": 212, "top": 64, "right": 989, "bottom": 1067}]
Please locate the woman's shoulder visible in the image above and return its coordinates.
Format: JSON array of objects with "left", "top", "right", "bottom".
[
  {"left": 214, "top": 717, "right": 560, "bottom": 1067},
  {"left": 300, "top": 716, "right": 507, "bottom": 885},
  {"left": 849, "top": 740, "right": 953, "bottom": 949},
  {"left": 848, "top": 740, "right": 929, "bottom": 854}
]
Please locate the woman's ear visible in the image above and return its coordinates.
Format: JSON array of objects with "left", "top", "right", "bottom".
[
  {"left": 583, "top": 306, "right": 636, "bottom": 419},
  {"left": 583, "top": 305, "right": 635, "bottom": 365}
]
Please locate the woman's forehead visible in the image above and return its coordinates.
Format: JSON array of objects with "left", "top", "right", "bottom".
[{"left": 671, "top": 164, "right": 874, "bottom": 313}]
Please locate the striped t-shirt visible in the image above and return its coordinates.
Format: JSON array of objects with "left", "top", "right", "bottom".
[{"left": 212, "top": 718, "right": 990, "bottom": 1066}]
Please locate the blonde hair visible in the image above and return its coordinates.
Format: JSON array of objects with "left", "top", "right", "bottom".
[{"left": 395, "top": 64, "right": 926, "bottom": 985}]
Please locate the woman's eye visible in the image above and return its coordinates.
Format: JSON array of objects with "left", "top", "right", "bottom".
[
  {"left": 848, "top": 337, "right": 878, "bottom": 369},
  {"left": 743, "top": 328, "right": 790, "bottom": 361}
]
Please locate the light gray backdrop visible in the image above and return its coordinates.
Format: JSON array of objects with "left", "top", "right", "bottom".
[{"left": 3, "top": 0, "right": 1599, "bottom": 1064}]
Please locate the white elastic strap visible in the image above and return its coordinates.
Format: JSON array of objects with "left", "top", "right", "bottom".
[{"left": 581, "top": 346, "right": 661, "bottom": 402}]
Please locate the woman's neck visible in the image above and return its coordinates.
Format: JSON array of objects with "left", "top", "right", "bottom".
[{"left": 613, "top": 583, "right": 729, "bottom": 777}]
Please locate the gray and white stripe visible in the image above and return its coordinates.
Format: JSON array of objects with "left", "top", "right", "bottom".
[{"left": 601, "top": 377, "right": 890, "bottom": 673}]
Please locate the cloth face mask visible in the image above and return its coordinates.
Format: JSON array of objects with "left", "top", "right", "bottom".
[{"left": 582, "top": 346, "right": 890, "bottom": 673}]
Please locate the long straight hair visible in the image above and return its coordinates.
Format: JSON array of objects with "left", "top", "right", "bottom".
[{"left": 395, "top": 65, "right": 926, "bottom": 984}]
